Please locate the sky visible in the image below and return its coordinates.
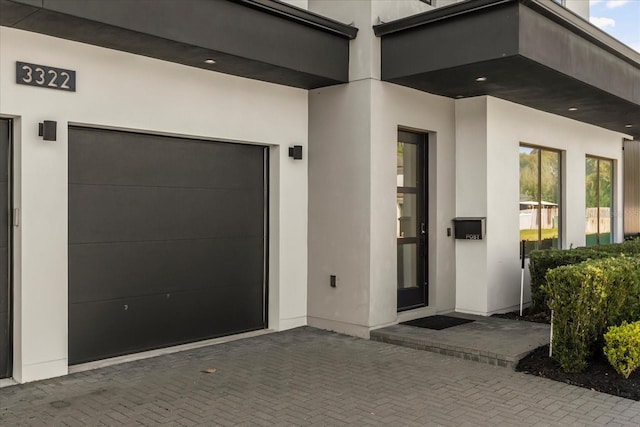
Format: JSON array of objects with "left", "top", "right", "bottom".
[{"left": 589, "top": 0, "right": 640, "bottom": 52}]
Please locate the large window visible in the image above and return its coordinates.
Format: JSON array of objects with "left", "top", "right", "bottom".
[
  {"left": 586, "top": 157, "right": 613, "bottom": 246},
  {"left": 519, "top": 145, "right": 561, "bottom": 255}
]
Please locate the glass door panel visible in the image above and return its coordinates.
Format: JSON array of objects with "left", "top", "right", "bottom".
[
  {"left": 397, "top": 130, "right": 427, "bottom": 311},
  {"left": 397, "top": 244, "right": 417, "bottom": 289},
  {"left": 586, "top": 157, "right": 613, "bottom": 246},
  {"left": 397, "top": 193, "right": 417, "bottom": 238}
]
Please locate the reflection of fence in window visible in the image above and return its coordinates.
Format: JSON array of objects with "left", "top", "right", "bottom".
[
  {"left": 519, "top": 208, "right": 559, "bottom": 230},
  {"left": 586, "top": 207, "right": 611, "bottom": 234}
]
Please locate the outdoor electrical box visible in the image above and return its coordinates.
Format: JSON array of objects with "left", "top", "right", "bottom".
[{"left": 452, "top": 217, "right": 486, "bottom": 240}]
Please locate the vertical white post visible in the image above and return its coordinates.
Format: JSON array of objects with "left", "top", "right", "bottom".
[
  {"left": 549, "top": 310, "right": 554, "bottom": 358},
  {"left": 519, "top": 274, "right": 524, "bottom": 316},
  {"left": 520, "top": 240, "right": 525, "bottom": 316}
]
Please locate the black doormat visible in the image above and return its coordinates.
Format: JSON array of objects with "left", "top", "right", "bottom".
[{"left": 401, "top": 315, "right": 474, "bottom": 330}]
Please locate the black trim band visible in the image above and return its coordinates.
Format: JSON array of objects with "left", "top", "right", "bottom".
[
  {"left": 374, "top": 0, "right": 639, "bottom": 68},
  {"left": 233, "top": 0, "right": 358, "bottom": 39}
]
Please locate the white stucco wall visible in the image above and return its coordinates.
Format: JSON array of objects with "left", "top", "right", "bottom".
[
  {"left": 455, "top": 97, "right": 489, "bottom": 314},
  {"left": 307, "top": 0, "right": 456, "bottom": 337},
  {"left": 456, "top": 96, "right": 625, "bottom": 315},
  {"left": 307, "top": 80, "right": 373, "bottom": 337},
  {"left": 0, "top": 27, "right": 309, "bottom": 382},
  {"left": 372, "top": 82, "right": 457, "bottom": 323},
  {"left": 279, "top": 0, "right": 308, "bottom": 9},
  {"left": 486, "top": 97, "right": 624, "bottom": 314},
  {"left": 308, "top": 78, "right": 456, "bottom": 336},
  {"left": 309, "top": 0, "right": 433, "bottom": 82},
  {"left": 564, "top": 0, "right": 590, "bottom": 20},
  {"left": 309, "top": 0, "right": 378, "bottom": 81},
  {"left": 372, "top": 0, "right": 435, "bottom": 21}
]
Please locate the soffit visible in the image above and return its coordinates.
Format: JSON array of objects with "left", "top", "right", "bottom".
[
  {"left": 374, "top": 0, "right": 640, "bottom": 139},
  {"left": 0, "top": 0, "right": 358, "bottom": 89}
]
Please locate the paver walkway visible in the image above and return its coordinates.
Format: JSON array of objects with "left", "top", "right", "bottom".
[
  {"left": 1, "top": 327, "right": 639, "bottom": 426},
  {"left": 372, "top": 313, "right": 550, "bottom": 368}
]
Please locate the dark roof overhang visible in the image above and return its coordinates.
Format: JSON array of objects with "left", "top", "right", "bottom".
[
  {"left": 374, "top": 0, "right": 640, "bottom": 139},
  {"left": 0, "top": 0, "right": 358, "bottom": 89}
]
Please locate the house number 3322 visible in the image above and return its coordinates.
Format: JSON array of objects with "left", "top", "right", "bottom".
[{"left": 16, "top": 61, "right": 76, "bottom": 92}]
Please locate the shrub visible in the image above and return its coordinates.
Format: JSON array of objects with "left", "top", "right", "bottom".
[
  {"left": 529, "top": 248, "right": 609, "bottom": 313},
  {"left": 604, "top": 321, "right": 640, "bottom": 379},
  {"left": 529, "top": 238, "right": 640, "bottom": 314},
  {"left": 545, "top": 256, "right": 640, "bottom": 372}
]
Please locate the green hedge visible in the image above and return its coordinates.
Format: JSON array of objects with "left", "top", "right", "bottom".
[
  {"left": 528, "top": 239, "right": 640, "bottom": 313},
  {"left": 529, "top": 249, "right": 605, "bottom": 313},
  {"left": 545, "top": 256, "right": 640, "bottom": 372},
  {"left": 604, "top": 321, "right": 640, "bottom": 379}
]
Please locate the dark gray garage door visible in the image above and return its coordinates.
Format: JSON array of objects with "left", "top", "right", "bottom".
[
  {"left": 0, "top": 119, "right": 10, "bottom": 378},
  {"left": 69, "top": 127, "right": 267, "bottom": 364}
]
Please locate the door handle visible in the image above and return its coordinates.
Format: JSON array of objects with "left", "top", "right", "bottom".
[{"left": 420, "top": 222, "right": 426, "bottom": 235}]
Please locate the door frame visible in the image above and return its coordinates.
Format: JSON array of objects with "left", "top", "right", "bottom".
[
  {"left": 0, "top": 118, "right": 13, "bottom": 379},
  {"left": 397, "top": 129, "right": 428, "bottom": 311}
]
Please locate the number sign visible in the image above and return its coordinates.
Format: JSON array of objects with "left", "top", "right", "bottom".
[{"left": 16, "top": 62, "right": 76, "bottom": 92}]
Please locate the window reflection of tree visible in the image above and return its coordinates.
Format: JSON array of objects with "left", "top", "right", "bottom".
[
  {"left": 519, "top": 146, "right": 561, "bottom": 254},
  {"left": 586, "top": 157, "right": 613, "bottom": 246}
]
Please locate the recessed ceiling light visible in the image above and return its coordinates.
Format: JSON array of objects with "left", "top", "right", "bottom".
[
  {"left": 568, "top": 107, "right": 578, "bottom": 111},
  {"left": 625, "top": 124, "right": 633, "bottom": 128},
  {"left": 204, "top": 59, "right": 217, "bottom": 64},
  {"left": 475, "top": 77, "right": 487, "bottom": 82}
]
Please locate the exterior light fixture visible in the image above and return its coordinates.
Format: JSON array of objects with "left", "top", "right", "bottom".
[
  {"left": 288, "top": 145, "right": 303, "bottom": 160},
  {"left": 204, "top": 59, "right": 217, "bottom": 64},
  {"left": 475, "top": 77, "right": 487, "bottom": 82},
  {"left": 568, "top": 107, "right": 578, "bottom": 111},
  {"left": 625, "top": 124, "right": 633, "bottom": 128},
  {"left": 38, "top": 121, "right": 57, "bottom": 141}
]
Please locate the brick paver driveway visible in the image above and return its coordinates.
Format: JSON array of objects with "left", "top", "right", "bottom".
[{"left": 1, "top": 327, "right": 640, "bottom": 426}]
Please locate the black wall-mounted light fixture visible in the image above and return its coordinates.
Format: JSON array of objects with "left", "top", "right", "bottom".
[
  {"left": 38, "top": 121, "right": 57, "bottom": 141},
  {"left": 288, "top": 145, "right": 303, "bottom": 160}
]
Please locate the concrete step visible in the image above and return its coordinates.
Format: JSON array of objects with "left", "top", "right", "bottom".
[{"left": 370, "top": 313, "right": 550, "bottom": 369}]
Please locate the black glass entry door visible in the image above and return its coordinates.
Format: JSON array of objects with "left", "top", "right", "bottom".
[
  {"left": 0, "top": 119, "right": 11, "bottom": 379},
  {"left": 397, "top": 130, "right": 427, "bottom": 311}
]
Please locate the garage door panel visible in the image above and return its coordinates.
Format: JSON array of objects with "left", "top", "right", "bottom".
[
  {"left": 0, "top": 248, "right": 6, "bottom": 309},
  {"left": 0, "top": 248, "right": 6, "bottom": 332},
  {"left": 69, "top": 237, "right": 264, "bottom": 303},
  {"left": 69, "top": 185, "right": 264, "bottom": 244},
  {"left": 69, "top": 128, "right": 264, "bottom": 190},
  {"left": 69, "top": 128, "right": 266, "bottom": 364},
  {"left": 0, "top": 119, "right": 8, "bottom": 379},
  {"left": 0, "top": 186, "right": 7, "bottom": 247},
  {"left": 0, "top": 129, "right": 7, "bottom": 182},
  {"left": 69, "top": 284, "right": 263, "bottom": 364},
  {"left": 164, "top": 284, "right": 264, "bottom": 339},
  {"left": 0, "top": 319, "right": 7, "bottom": 379},
  {"left": 0, "top": 324, "right": 7, "bottom": 368}
]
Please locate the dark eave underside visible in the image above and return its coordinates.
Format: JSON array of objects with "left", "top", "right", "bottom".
[
  {"left": 375, "top": 0, "right": 640, "bottom": 139},
  {"left": 0, "top": 0, "right": 357, "bottom": 89},
  {"left": 390, "top": 56, "right": 640, "bottom": 140}
]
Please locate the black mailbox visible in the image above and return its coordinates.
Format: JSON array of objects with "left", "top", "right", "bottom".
[{"left": 452, "top": 217, "right": 486, "bottom": 240}]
